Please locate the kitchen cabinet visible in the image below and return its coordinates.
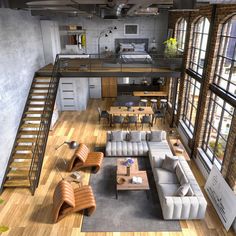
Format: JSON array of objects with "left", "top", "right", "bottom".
[{"left": 102, "top": 77, "right": 117, "bottom": 98}]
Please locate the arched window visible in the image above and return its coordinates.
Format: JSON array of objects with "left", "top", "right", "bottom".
[
  {"left": 175, "top": 18, "right": 187, "bottom": 51},
  {"left": 214, "top": 15, "right": 236, "bottom": 96},
  {"left": 201, "top": 15, "right": 236, "bottom": 170},
  {"left": 189, "top": 17, "right": 210, "bottom": 76}
]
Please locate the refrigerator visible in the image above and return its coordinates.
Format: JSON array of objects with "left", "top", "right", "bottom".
[{"left": 89, "top": 77, "right": 102, "bottom": 99}]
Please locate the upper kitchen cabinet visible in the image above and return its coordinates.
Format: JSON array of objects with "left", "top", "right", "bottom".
[{"left": 40, "top": 20, "right": 61, "bottom": 64}]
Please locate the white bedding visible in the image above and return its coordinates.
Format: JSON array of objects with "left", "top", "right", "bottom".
[{"left": 119, "top": 51, "right": 153, "bottom": 63}]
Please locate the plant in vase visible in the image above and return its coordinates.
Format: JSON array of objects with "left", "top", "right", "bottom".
[
  {"left": 164, "top": 37, "right": 178, "bottom": 58},
  {"left": 163, "top": 38, "right": 182, "bottom": 70},
  {"left": 124, "top": 158, "right": 134, "bottom": 176}
]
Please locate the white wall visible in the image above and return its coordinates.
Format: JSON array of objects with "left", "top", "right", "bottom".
[
  {"left": 54, "top": 13, "right": 168, "bottom": 54},
  {"left": 0, "top": 9, "right": 45, "bottom": 185}
]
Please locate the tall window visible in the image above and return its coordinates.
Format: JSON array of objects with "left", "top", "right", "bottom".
[
  {"left": 189, "top": 17, "right": 210, "bottom": 76},
  {"left": 202, "top": 93, "right": 234, "bottom": 169},
  {"left": 214, "top": 15, "right": 236, "bottom": 96},
  {"left": 182, "top": 76, "right": 201, "bottom": 134},
  {"left": 201, "top": 15, "right": 236, "bottom": 170},
  {"left": 176, "top": 18, "right": 187, "bottom": 51}
]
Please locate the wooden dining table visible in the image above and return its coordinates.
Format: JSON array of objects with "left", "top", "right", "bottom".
[
  {"left": 133, "top": 91, "right": 168, "bottom": 97},
  {"left": 108, "top": 106, "right": 154, "bottom": 127}
]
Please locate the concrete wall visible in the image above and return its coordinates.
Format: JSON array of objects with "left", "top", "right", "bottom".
[
  {"left": 0, "top": 9, "right": 45, "bottom": 185},
  {"left": 54, "top": 13, "right": 168, "bottom": 54}
]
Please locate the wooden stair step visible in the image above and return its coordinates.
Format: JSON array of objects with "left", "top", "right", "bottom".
[
  {"left": 23, "top": 117, "right": 47, "bottom": 121},
  {"left": 4, "top": 179, "right": 30, "bottom": 187},
  {"left": 10, "top": 161, "right": 32, "bottom": 169},
  {"left": 27, "top": 104, "right": 48, "bottom": 108},
  {"left": 34, "top": 77, "right": 51, "bottom": 80},
  {"left": 19, "top": 131, "right": 39, "bottom": 135},
  {"left": 25, "top": 111, "right": 44, "bottom": 114},
  {"left": 30, "top": 93, "right": 53, "bottom": 96},
  {"left": 21, "top": 123, "right": 40, "bottom": 129},
  {"left": 7, "top": 170, "right": 30, "bottom": 177},
  {"left": 17, "top": 138, "right": 37, "bottom": 143},
  {"left": 13, "top": 153, "right": 32, "bottom": 159},
  {"left": 33, "top": 81, "right": 51, "bottom": 85},
  {"left": 29, "top": 98, "right": 52, "bottom": 102},
  {"left": 31, "top": 87, "right": 52, "bottom": 90},
  {"left": 15, "top": 145, "right": 34, "bottom": 151}
]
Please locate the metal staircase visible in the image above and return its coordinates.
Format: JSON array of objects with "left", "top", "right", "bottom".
[{"left": 1, "top": 55, "right": 60, "bottom": 195}]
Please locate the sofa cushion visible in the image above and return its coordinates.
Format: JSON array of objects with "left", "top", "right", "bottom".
[
  {"left": 176, "top": 164, "right": 188, "bottom": 185},
  {"left": 175, "top": 183, "right": 190, "bottom": 196},
  {"left": 158, "top": 183, "right": 180, "bottom": 196},
  {"left": 128, "top": 131, "right": 142, "bottom": 142},
  {"left": 152, "top": 156, "right": 165, "bottom": 168},
  {"left": 162, "top": 155, "right": 179, "bottom": 172},
  {"left": 150, "top": 131, "right": 162, "bottom": 142},
  {"left": 148, "top": 141, "right": 173, "bottom": 159},
  {"left": 111, "top": 131, "right": 123, "bottom": 141},
  {"left": 154, "top": 168, "right": 179, "bottom": 184}
]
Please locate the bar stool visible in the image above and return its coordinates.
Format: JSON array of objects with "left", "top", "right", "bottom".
[
  {"left": 150, "top": 99, "right": 158, "bottom": 111},
  {"left": 160, "top": 99, "right": 168, "bottom": 109},
  {"left": 140, "top": 99, "right": 148, "bottom": 107}
]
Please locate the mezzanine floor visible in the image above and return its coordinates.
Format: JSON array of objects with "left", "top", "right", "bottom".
[{"left": 0, "top": 99, "right": 235, "bottom": 236}]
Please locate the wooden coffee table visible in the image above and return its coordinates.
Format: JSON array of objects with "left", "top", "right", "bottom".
[{"left": 116, "top": 158, "right": 150, "bottom": 199}]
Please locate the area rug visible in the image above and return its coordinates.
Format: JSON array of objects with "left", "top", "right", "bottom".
[{"left": 81, "top": 157, "right": 181, "bottom": 232}]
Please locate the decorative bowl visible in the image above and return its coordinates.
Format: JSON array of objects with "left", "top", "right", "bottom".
[{"left": 117, "top": 177, "right": 125, "bottom": 185}]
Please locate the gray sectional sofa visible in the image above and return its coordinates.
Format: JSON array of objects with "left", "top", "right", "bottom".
[{"left": 105, "top": 130, "right": 207, "bottom": 220}]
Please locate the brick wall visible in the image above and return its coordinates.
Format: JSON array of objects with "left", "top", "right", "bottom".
[{"left": 168, "top": 4, "right": 236, "bottom": 192}]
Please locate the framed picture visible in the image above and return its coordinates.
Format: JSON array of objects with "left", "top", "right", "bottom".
[{"left": 124, "top": 24, "right": 139, "bottom": 35}]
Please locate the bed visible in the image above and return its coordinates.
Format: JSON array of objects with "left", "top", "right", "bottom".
[{"left": 115, "top": 38, "right": 153, "bottom": 64}]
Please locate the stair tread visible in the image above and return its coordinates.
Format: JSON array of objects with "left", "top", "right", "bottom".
[
  {"left": 13, "top": 154, "right": 32, "bottom": 159},
  {"left": 33, "top": 82, "right": 51, "bottom": 85},
  {"left": 19, "top": 131, "right": 39, "bottom": 135},
  {"left": 34, "top": 77, "right": 51, "bottom": 80},
  {"left": 17, "top": 138, "right": 37, "bottom": 143},
  {"left": 25, "top": 111, "right": 44, "bottom": 114},
  {"left": 4, "top": 179, "right": 30, "bottom": 187},
  {"left": 31, "top": 87, "right": 52, "bottom": 90},
  {"left": 29, "top": 98, "right": 52, "bottom": 102},
  {"left": 30, "top": 93, "right": 53, "bottom": 96},
  {"left": 7, "top": 169, "right": 30, "bottom": 177},
  {"left": 21, "top": 123, "right": 40, "bottom": 128},
  {"left": 23, "top": 117, "right": 48, "bottom": 121},
  {"left": 15, "top": 145, "right": 34, "bottom": 151},
  {"left": 10, "top": 161, "right": 32, "bottom": 168}
]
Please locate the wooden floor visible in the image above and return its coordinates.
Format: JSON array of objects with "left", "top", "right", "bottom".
[{"left": 0, "top": 99, "right": 235, "bottom": 236}]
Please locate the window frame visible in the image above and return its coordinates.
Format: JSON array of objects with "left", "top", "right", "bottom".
[{"left": 175, "top": 17, "right": 187, "bottom": 52}]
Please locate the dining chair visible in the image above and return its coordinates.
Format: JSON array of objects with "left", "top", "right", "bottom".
[
  {"left": 141, "top": 115, "right": 152, "bottom": 130},
  {"left": 112, "top": 115, "right": 124, "bottom": 128},
  {"left": 126, "top": 115, "right": 138, "bottom": 130},
  {"left": 153, "top": 101, "right": 167, "bottom": 124},
  {"left": 97, "top": 107, "right": 109, "bottom": 124}
]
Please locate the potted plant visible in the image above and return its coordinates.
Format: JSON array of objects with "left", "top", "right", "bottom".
[{"left": 163, "top": 37, "right": 183, "bottom": 70}]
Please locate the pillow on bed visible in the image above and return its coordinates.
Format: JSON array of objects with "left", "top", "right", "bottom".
[
  {"left": 122, "top": 48, "right": 134, "bottom": 52},
  {"left": 119, "top": 43, "right": 134, "bottom": 52},
  {"left": 132, "top": 43, "right": 145, "bottom": 52}
]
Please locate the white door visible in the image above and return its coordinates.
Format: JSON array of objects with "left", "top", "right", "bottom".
[
  {"left": 89, "top": 77, "right": 101, "bottom": 98},
  {"left": 59, "top": 79, "right": 78, "bottom": 110}
]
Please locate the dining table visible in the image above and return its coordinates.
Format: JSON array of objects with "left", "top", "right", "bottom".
[{"left": 108, "top": 106, "right": 154, "bottom": 127}]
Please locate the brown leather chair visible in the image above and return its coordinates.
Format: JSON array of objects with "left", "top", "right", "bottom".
[
  {"left": 67, "top": 144, "right": 104, "bottom": 173},
  {"left": 53, "top": 180, "right": 96, "bottom": 223}
]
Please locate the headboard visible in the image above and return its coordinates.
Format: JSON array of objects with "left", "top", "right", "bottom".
[{"left": 115, "top": 38, "right": 149, "bottom": 53}]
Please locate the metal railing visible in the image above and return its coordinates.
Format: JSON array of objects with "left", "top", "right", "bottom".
[{"left": 29, "top": 55, "right": 61, "bottom": 194}]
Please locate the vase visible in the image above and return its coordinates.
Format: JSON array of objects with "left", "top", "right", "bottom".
[{"left": 126, "top": 166, "right": 130, "bottom": 176}]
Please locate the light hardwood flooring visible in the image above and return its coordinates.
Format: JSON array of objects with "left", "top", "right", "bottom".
[{"left": 0, "top": 99, "right": 235, "bottom": 236}]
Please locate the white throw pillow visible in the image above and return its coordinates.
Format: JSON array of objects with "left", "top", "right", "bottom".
[
  {"left": 150, "top": 131, "right": 163, "bottom": 142},
  {"left": 132, "top": 43, "right": 145, "bottom": 52},
  {"left": 175, "top": 183, "right": 190, "bottom": 196},
  {"left": 129, "top": 131, "right": 142, "bottom": 142},
  {"left": 161, "top": 155, "right": 179, "bottom": 172},
  {"left": 111, "top": 131, "right": 123, "bottom": 142}
]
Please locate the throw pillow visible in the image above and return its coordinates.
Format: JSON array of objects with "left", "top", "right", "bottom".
[
  {"left": 187, "top": 186, "right": 195, "bottom": 196},
  {"left": 129, "top": 131, "right": 142, "bottom": 142},
  {"left": 150, "top": 131, "right": 163, "bottom": 142},
  {"left": 162, "top": 155, "right": 179, "bottom": 172},
  {"left": 152, "top": 156, "right": 164, "bottom": 168},
  {"left": 176, "top": 164, "right": 188, "bottom": 185},
  {"left": 111, "top": 131, "right": 123, "bottom": 142},
  {"left": 175, "top": 183, "right": 190, "bottom": 196}
]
